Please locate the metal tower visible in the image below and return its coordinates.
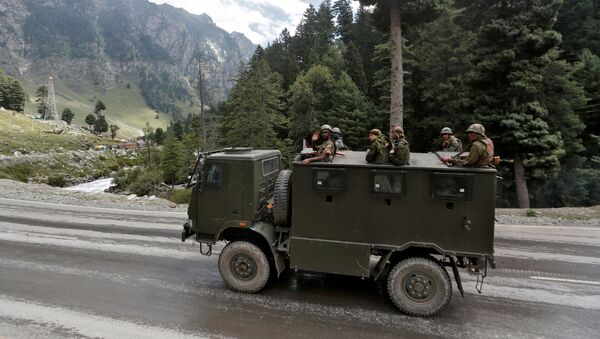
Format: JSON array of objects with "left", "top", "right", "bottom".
[{"left": 45, "top": 76, "right": 58, "bottom": 120}]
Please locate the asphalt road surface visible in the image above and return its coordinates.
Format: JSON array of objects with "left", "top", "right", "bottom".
[{"left": 0, "top": 197, "right": 598, "bottom": 338}]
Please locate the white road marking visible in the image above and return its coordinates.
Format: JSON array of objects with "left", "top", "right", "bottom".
[
  {"left": 530, "top": 276, "right": 600, "bottom": 286},
  {"left": 0, "top": 295, "right": 211, "bottom": 339}
]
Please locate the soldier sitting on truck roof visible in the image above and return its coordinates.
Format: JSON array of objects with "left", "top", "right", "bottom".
[
  {"left": 366, "top": 129, "right": 389, "bottom": 164},
  {"left": 440, "top": 127, "right": 463, "bottom": 152},
  {"left": 332, "top": 127, "right": 349, "bottom": 151},
  {"left": 302, "top": 125, "right": 336, "bottom": 165},
  {"left": 441, "top": 123, "right": 494, "bottom": 167},
  {"left": 389, "top": 126, "right": 410, "bottom": 166}
]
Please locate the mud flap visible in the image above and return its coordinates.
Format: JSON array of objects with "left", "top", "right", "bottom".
[
  {"left": 449, "top": 257, "right": 464, "bottom": 297},
  {"left": 251, "top": 222, "right": 286, "bottom": 277}
]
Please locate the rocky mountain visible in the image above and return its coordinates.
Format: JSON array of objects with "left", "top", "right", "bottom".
[{"left": 0, "top": 0, "right": 255, "bottom": 122}]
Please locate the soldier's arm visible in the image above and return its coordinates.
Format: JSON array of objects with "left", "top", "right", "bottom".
[
  {"left": 452, "top": 144, "right": 481, "bottom": 166},
  {"left": 366, "top": 144, "right": 376, "bottom": 163}
]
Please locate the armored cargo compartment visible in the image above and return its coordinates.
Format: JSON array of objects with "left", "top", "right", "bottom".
[{"left": 289, "top": 151, "right": 496, "bottom": 277}]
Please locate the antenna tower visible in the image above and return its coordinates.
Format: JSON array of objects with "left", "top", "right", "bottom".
[{"left": 45, "top": 76, "right": 58, "bottom": 120}]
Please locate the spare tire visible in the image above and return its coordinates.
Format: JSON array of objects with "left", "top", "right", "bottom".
[{"left": 273, "top": 170, "right": 292, "bottom": 227}]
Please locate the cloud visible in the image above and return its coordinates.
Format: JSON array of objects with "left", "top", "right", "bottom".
[{"left": 149, "top": 0, "right": 360, "bottom": 45}]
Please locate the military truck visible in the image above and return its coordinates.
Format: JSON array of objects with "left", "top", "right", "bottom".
[{"left": 182, "top": 147, "right": 496, "bottom": 317}]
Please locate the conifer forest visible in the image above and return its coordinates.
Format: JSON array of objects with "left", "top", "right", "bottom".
[{"left": 178, "top": 0, "right": 599, "bottom": 209}]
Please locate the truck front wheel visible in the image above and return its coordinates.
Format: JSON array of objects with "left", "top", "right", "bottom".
[
  {"left": 387, "top": 257, "right": 452, "bottom": 317},
  {"left": 218, "top": 241, "right": 270, "bottom": 293}
]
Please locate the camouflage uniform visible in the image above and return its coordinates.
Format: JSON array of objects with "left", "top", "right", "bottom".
[
  {"left": 390, "top": 138, "right": 410, "bottom": 166},
  {"left": 366, "top": 136, "right": 389, "bottom": 164},
  {"left": 442, "top": 136, "right": 462, "bottom": 152},
  {"left": 451, "top": 137, "right": 494, "bottom": 167},
  {"left": 317, "top": 139, "right": 336, "bottom": 163}
]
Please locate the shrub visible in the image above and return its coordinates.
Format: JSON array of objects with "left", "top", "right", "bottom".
[
  {"left": 0, "top": 163, "right": 33, "bottom": 182},
  {"left": 129, "top": 170, "right": 162, "bottom": 196},
  {"left": 113, "top": 168, "right": 141, "bottom": 189},
  {"left": 169, "top": 188, "right": 192, "bottom": 204},
  {"left": 47, "top": 175, "right": 66, "bottom": 187}
]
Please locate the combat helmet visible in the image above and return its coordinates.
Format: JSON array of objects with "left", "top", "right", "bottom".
[
  {"left": 440, "top": 127, "right": 453, "bottom": 135},
  {"left": 369, "top": 128, "right": 382, "bottom": 136},
  {"left": 320, "top": 124, "right": 333, "bottom": 132},
  {"left": 466, "top": 123, "right": 486, "bottom": 136},
  {"left": 332, "top": 127, "right": 341, "bottom": 134}
]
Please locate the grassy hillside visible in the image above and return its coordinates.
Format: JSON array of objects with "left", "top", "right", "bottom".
[
  {"left": 21, "top": 77, "right": 180, "bottom": 138},
  {"left": 0, "top": 108, "right": 107, "bottom": 156}
]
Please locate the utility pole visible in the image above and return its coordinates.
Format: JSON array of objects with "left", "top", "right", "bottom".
[{"left": 45, "top": 76, "right": 58, "bottom": 121}]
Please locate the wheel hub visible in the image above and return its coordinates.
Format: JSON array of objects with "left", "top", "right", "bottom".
[
  {"left": 231, "top": 253, "right": 257, "bottom": 280},
  {"left": 404, "top": 273, "right": 434, "bottom": 301}
]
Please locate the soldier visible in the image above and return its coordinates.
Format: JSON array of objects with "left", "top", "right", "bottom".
[
  {"left": 302, "top": 125, "right": 336, "bottom": 165},
  {"left": 440, "top": 127, "right": 463, "bottom": 152},
  {"left": 390, "top": 126, "right": 410, "bottom": 166},
  {"left": 332, "top": 127, "right": 349, "bottom": 151},
  {"left": 441, "top": 124, "right": 494, "bottom": 167},
  {"left": 366, "top": 129, "right": 389, "bottom": 164}
]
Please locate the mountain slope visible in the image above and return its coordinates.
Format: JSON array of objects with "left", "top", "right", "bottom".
[{"left": 0, "top": 0, "right": 255, "bottom": 134}]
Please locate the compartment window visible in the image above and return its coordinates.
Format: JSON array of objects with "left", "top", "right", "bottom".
[
  {"left": 371, "top": 171, "right": 407, "bottom": 197},
  {"left": 205, "top": 163, "right": 223, "bottom": 184},
  {"left": 432, "top": 173, "right": 473, "bottom": 201},
  {"left": 313, "top": 168, "right": 346, "bottom": 192},
  {"left": 262, "top": 157, "right": 280, "bottom": 176}
]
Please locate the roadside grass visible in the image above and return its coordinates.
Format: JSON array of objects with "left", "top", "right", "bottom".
[
  {"left": 0, "top": 152, "right": 143, "bottom": 186},
  {"left": 0, "top": 109, "right": 108, "bottom": 156},
  {"left": 22, "top": 77, "right": 175, "bottom": 138},
  {"left": 496, "top": 206, "right": 600, "bottom": 220}
]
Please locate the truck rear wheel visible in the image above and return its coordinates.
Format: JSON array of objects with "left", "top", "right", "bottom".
[
  {"left": 387, "top": 257, "right": 452, "bottom": 317},
  {"left": 218, "top": 241, "right": 270, "bottom": 293},
  {"left": 273, "top": 170, "right": 292, "bottom": 226}
]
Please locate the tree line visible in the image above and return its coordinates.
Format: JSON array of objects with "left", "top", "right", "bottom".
[{"left": 207, "top": 0, "right": 599, "bottom": 208}]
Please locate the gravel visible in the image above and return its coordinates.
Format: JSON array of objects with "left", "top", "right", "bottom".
[
  {"left": 0, "top": 179, "right": 187, "bottom": 212},
  {"left": 0, "top": 179, "right": 598, "bottom": 225}
]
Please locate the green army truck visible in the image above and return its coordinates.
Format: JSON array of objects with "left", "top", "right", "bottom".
[{"left": 182, "top": 147, "right": 496, "bottom": 317}]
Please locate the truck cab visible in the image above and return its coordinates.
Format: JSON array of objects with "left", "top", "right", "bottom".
[{"left": 183, "top": 148, "right": 496, "bottom": 317}]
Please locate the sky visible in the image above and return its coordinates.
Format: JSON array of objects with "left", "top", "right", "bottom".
[{"left": 149, "top": 0, "right": 360, "bottom": 45}]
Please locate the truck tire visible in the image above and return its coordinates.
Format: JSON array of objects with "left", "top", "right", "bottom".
[
  {"left": 218, "top": 241, "right": 270, "bottom": 293},
  {"left": 273, "top": 170, "right": 292, "bottom": 227},
  {"left": 387, "top": 257, "right": 452, "bottom": 317}
]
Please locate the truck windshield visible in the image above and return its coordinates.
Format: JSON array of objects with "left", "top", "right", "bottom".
[{"left": 187, "top": 156, "right": 204, "bottom": 188}]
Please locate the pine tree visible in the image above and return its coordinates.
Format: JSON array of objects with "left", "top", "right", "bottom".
[
  {"left": 85, "top": 114, "right": 96, "bottom": 129},
  {"left": 333, "top": 0, "right": 354, "bottom": 43},
  {"left": 109, "top": 124, "right": 120, "bottom": 140},
  {"left": 35, "top": 86, "right": 48, "bottom": 118},
  {"left": 94, "top": 100, "right": 106, "bottom": 115},
  {"left": 222, "top": 55, "right": 285, "bottom": 148},
  {"left": 94, "top": 115, "right": 109, "bottom": 134},
  {"left": 6, "top": 79, "right": 26, "bottom": 112},
  {"left": 555, "top": 0, "right": 600, "bottom": 60},
  {"left": 154, "top": 127, "right": 165, "bottom": 145},
  {"left": 343, "top": 42, "right": 368, "bottom": 93},
  {"left": 359, "top": 0, "right": 445, "bottom": 131},
  {"left": 161, "top": 134, "right": 183, "bottom": 187},
  {"left": 61, "top": 108, "right": 75, "bottom": 124},
  {"left": 288, "top": 64, "right": 335, "bottom": 147},
  {"left": 462, "top": 0, "right": 567, "bottom": 208}
]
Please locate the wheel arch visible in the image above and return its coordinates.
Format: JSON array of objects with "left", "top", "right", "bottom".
[{"left": 218, "top": 223, "right": 286, "bottom": 277}]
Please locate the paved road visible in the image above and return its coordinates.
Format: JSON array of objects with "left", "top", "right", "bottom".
[{"left": 0, "top": 197, "right": 598, "bottom": 338}]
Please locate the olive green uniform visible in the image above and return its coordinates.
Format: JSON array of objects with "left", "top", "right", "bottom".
[
  {"left": 317, "top": 139, "right": 336, "bottom": 163},
  {"left": 451, "top": 137, "right": 494, "bottom": 167},
  {"left": 390, "top": 139, "right": 410, "bottom": 166},
  {"left": 366, "top": 137, "right": 389, "bottom": 164},
  {"left": 442, "top": 136, "right": 462, "bottom": 152}
]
